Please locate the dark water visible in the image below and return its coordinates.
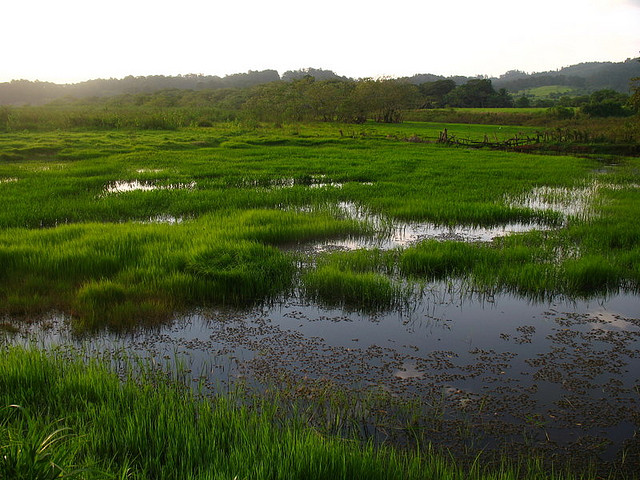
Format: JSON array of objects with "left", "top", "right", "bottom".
[{"left": 6, "top": 285, "right": 639, "bottom": 465}]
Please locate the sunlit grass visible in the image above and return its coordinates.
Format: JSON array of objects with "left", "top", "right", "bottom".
[
  {"left": 0, "top": 123, "right": 638, "bottom": 321},
  {"left": 0, "top": 210, "right": 368, "bottom": 330}
]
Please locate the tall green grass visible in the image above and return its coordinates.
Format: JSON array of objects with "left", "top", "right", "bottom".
[
  {"left": 303, "top": 265, "right": 401, "bottom": 310},
  {"left": 0, "top": 123, "right": 638, "bottom": 320},
  {"left": 0, "top": 210, "right": 367, "bottom": 330},
  {"left": 0, "top": 346, "right": 605, "bottom": 480}
]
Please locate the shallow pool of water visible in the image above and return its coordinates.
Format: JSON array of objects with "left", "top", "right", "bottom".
[
  {"left": 303, "top": 202, "right": 553, "bottom": 250},
  {"left": 6, "top": 286, "right": 639, "bottom": 464}
]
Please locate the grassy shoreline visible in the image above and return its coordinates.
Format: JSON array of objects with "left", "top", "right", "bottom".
[{"left": 0, "top": 345, "right": 618, "bottom": 480}]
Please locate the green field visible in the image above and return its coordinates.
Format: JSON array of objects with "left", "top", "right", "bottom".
[{"left": 515, "top": 86, "right": 579, "bottom": 99}]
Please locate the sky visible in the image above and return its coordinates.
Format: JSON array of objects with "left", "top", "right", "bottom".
[{"left": 2, "top": 0, "right": 639, "bottom": 84}]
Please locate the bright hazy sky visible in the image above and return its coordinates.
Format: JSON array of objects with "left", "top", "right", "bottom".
[{"left": 2, "top": 0, "right": 639, "bottom": 84}]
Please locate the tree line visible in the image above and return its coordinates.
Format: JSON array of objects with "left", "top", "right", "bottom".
[
  {"left": 2, "top": 58, "right": 639, "bottom": 107},
  {"left": 42, "top": 77, "right": 518, "bottom": 124},
  {"left": 1, "top": 71, "right": 637, "bottom": 132}
]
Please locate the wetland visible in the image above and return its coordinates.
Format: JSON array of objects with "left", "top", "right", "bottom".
[{"left": 1, "top": 121, "right": 639, "bottom": 478}]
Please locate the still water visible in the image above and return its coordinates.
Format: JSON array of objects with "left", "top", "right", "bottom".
[{"left": 7, "top": 285, "right": 639, "bottom": 463}]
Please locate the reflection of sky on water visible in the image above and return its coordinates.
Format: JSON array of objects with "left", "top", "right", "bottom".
[
  {"left": 306, "top": 201, "right": 553, "bottom": 251},
  {"left": 102, "top": 180, "right": 196, "bottom": 195},
  {"left": 305, "top": 179, "right": 639, "bottom": 250},
  {"left": 5, "top": 287, "right": 639, "bottom": 458}
]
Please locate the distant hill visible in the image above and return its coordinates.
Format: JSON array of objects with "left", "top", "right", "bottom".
[
  {"left": 491, "top": 58, "right": 640, "bottom": 93},
  {"left": 404, "top": 59, "right": 640, "bottom": 95},
  {"left": 0, "top": 71, "right": 280, "bottom": 106},
  {"left": 1, "top": 59, "right": 638, "bottom": 106}
]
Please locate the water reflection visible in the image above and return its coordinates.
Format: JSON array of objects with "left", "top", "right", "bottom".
[
  {"left": 102, "top": 180, "right": 196, "bottom": 195},
  {"left": 4, "top": 286, "right": 639, "bottom": 462},
  {"left": 306, "top": 202, "right": 552, "bottom": 250}
]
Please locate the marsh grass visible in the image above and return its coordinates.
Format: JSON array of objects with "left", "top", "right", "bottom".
[
  {"left": 0, "top": 346, "right": 605, "bottom": 480},
  {"left": 0, "top": 126, "right": 589, "bottom": 229},
  {"left": 0, "top": 210, "right": 368, "bottom": 330},
  {"left": 0, "top": 123, "right": 638, "bottom": 321},
  {"left": 0, "top": 405, "right": 94, "bottom": 480},
  {"left": 301, "top": 248, "right": 411, "bottom": 310},
  {"left": 303, "top": 265, "right": 401, "bottom": 310}
]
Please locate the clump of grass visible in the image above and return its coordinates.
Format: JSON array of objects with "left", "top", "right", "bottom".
[
  {"left": 491, "top": 263, "right": 560, "bottom": 300},
  {"left": 399, "top": 240, "right": 490, "bottom": 279},
  {"left": 303, "top": 265, "right": 402, "bottom": 310},
  {"left": 322, "top": 248, "right": 397, "bottom": 275},
  {"left": 302, "top": 247, "right": 407, "bottom": 309},
  {"left": 185, "top": 240, "right": 295, "bottom": 302},
  {"left": 72, "top": 279, "right": 171, "bottom": 332},
  {"left": 561, "top": 256, "right": 620, "bottom": 296}
]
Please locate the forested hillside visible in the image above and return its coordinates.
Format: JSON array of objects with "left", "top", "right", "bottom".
[
  {"left": 1, "top": 59, "right": 638, "bottom": 107},
  {"left": 491, "top": 58, "right": 640, "bottom": 92}
]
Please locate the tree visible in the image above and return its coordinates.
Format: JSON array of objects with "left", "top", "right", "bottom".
[
  {"left": 445, "top": 79, "right": 512, "bottom": 108},
  {"left": 281, "top": 68, "right": 347, "bottom": 82},
  {"left": 581, "top": 89, "right": 631, "bottom": 117},
  {"left": 306, "top": 80, "right": 355, "bottom": 122},
  {"left": 0, "top": 106, "right": 11, "bottom": 131},
  {"left": 629, "top": 76, "right": 640, "bottom": 113},
  {"left": 243, "top": 82, "right": 291, "bottom": 123},
  {"left": 352, "top": 79, "right": 418, "bottom": 123},
  {"left": 418, "top": 79, "right": 456, "bottom": 108}
]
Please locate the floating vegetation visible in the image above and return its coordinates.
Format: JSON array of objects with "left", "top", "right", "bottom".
[{"left": 6, "top": 288, "right": 640, "bottom": 476}]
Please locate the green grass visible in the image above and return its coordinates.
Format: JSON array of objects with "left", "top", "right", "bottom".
[
  {"left": 514, "top": 86, "right": 578, "bottom": 99},
  {"left": 0, "top": 118, "right": 638, "bottom": 478},
  {"left": 0, "top": 122, "right": 638, "bottom": 323},
  {"left": 0, "top": 345, "right": 609, "bottom": 480},
  {"left": 0, "top": 210, "right": 366, "bottom": 330},
  {"left": 303, "top": 265, "right": 402, "bottom": 310}
]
